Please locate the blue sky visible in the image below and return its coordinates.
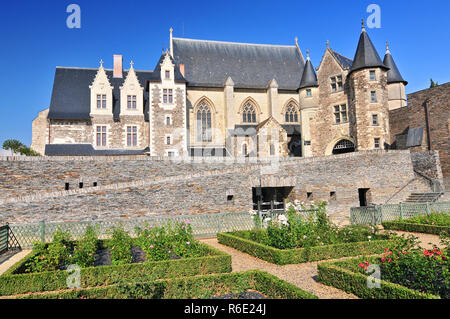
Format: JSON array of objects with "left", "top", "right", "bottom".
[{"left": 0, "top": 0, "right": 449, "bottom": 146}]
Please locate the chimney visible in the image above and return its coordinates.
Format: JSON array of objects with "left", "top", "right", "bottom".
[
  {"left": 113, "top": 54, "right": 123, "bottom": 78},
  {"left": 179, "top": 64, "right": 185, "bottom": 77}
]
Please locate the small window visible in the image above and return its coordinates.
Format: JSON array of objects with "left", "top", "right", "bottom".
[
  {"left": 97, "top": 95, "right": 107, "bottom": 109},
  {"left": 165, "top": 70, "right": 170, "bottom": 79},
  {"left": 307, "top": 192, "right": 313, "bottom": 200},
  {"left": 369, "top": 70, "right": 376, "bottom": 81},
  {"left": 166, "top": 136, "right": 171, "bottom": 145},
  {"left": 227, "top": 195, "right": 234, "bottom": 201},
  {"left": 372, "top": 114, "right": 379, "bottom": 126},
  {"left": 330, "top": 191, "right": 336, "bottom": 201},
  {"left": 270, "top": 144, "right": 275, "bottom": 156},
  {"left": 166, "top": 116, "right": 171, "bottom": 125},
  {"left": 242, "top": 143, "right": 248, "bottom": 156},
  {"left": 163, "top": 89, "right": 173, "bottom": 104},
  {"left": 96, "top": 126, "right": 107, "bottom": 146},
  {"left": 370, "top": 91, "right": 377, "bottom": 103},
  {"left": 167, "top": 151, "right": 175, "bottom": 157},
  {"left": 127, "top": 126, "right": 138, "bottom": 147},
  {"left": 374, "top": 138, "right": 381, "bottom": 149},
  {"left": 127, "top": 95, "right": 137, "bottom": 109},
  {"left": 330, "top": 75, "right": 343, "bottom": 92},
  {"left": 334, "top": 104, "right": 348, "bottom": 124},
  {"left": 306, "top": 89, "right": 312, "bottom": 97}
]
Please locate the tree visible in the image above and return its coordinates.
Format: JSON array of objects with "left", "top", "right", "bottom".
[
  {"left": 2, "top": 139, "right": 41, "bottom": 156},
  {"left": 430, "top": 78, "right": 439, "bottom": 88}
]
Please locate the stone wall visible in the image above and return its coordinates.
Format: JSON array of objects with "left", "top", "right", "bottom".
[
  {"left": 0, "top": 150, "right": 436, "bottom": 225},
  {"left": 389, "top": 82, "right": 450, "bottom": 177}
]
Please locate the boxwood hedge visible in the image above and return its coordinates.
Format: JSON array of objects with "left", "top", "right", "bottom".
[
  {"left": 217, "top": 231, "right": 398, "bottom": 265},
  {"left": 382, "top": 221, "right": 450, "bottom": 235},
  {"left": 317, "top": 257, "right": 440, "bottom": 299},
  {"left": 13, "top": 270, "right": 318, "bottom": 299},
  {"left": 0, "top": 242, "right": 231, "bottom": 296}
]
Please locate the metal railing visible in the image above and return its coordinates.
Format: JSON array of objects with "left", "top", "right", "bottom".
[
  {"left": 350, "top": 201, "right": 450, "bottom": 225},
  {"left": 8, "top": 212, "right": 255, "bottom": 249},
  {"left": 0, "top": 224, "right": 22, "bottom": 254}
]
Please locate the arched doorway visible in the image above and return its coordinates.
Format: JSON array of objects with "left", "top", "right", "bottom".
[{"left": 332, "top": 139, "right": 355, "bottom": 155}]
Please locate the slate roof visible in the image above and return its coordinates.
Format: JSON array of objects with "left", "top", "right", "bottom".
[
  {"left": 48, "top": 67, "right": 155, "bottom": 121},
  {"left": 383, "top": 50, "right": 407, "bottom": 85},
  {"left": 330, "top": 50, "right": 353, "bottom": 70},
  {"left": 150, "top": 53, "right": 187, "bottom": 83},
  {"left": 172, "top": 37, "right": 305, "bottom": 90},
  {"left": 349, "top": 29, "right": 388, "bottom": 74},
  {"left": 45, "top": 144, "right": 149, "bottom": 156},
  {"left": 299, "top": 58, "right": 318, "bottom": 89}
]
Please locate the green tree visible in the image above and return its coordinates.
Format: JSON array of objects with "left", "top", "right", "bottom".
[
  {"left": 2, "top": 139, "right": 41, "bottom": 156},
  {"left": 430, "top": 78, "right": 439, "bottom": 88}
]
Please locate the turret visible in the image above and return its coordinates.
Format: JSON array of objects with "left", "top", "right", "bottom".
[
  {"left": 348, "top": 20, "right": 391, "bottom": 150},
  {"left": 383, "top": 42, "right": 408, "bottom": 110}
]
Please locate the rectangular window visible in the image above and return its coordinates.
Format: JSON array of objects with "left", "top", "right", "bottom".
[
  {"left": 166, "top": 116, "right": 171, "bottom": 125},
  {"left": 96, "top": 126, "right": 107, "bottom": 146},
  {"left": 163, "top": 89, "right": 173, "bottom": 104},
  {"left": 165, "top": 70, "right": 170, "bottom": 79},
  {"left": 370, "top": 70, "right": 376, "bottom": 81},
  {"left": 374, "top": 138, "right": 380, "bottom": 149},
  {"left": 166, "top": 136, "right": 171, "bottom": 145},
  {"left": 306, "top": 89, "right": 312, "bottom": 97},
  {"left": 167, "top": 151, "right": 175, "bottom": 157},
  {"left": 334, "top": 104, "right": 348, "bottom": 124},
  {"left": 372, "top": 114, "right": 379, "bottom": 126},
  {"left": 127, "top": 95, "right": 137, "bottom": 109},
  {"left": 97, "top": 95, "right": 107, "bottom": 109},
  {"left": 330, "top": 76, "right": 343, "bottom": 92},
  {"left": 127, "top": 126, "right": 137, "bottom": 147},
  {"left": 371, "top": 91, "right": 377, "bottom": 103}
]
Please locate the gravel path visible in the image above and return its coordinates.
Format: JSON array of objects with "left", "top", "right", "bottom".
[{"left": 200, "top": 238, "right": 358, "bottom": 299}]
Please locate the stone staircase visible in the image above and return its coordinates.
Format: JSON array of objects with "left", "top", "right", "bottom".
[{"left": 404, "top": 192, "right": 444, "bottom": 203}]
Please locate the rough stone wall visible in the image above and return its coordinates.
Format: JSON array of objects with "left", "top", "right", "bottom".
[
  {"left": 389, "top": 82, "right": 450, "bottom": 178},
  {"left": 0, "top": 150, "right": 435, "bottom": 225},
  {"left": 49, "top": 120, "right": 92, "bottom": 145},
  {"left": 312, "top": 50, "right": 351, "bottom": 156},
  {"left": 30, "top": 108, "right": 49, "bottom": 155}
]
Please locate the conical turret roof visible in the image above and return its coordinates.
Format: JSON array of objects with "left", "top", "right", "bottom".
[
  {"left": 299, "top": 50, "right": 318, "bottom": 89},
  {"left": 383, "top": 44, "right": 407, "bottom": 85},
  {"left": 349, "top": 23, "right": 388, "bottom": 74}
]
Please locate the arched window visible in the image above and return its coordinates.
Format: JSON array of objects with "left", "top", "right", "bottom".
[
  {"left": 332, "top": 139, "right": 355, "bottom": 155},
  {"left": 242, "top": 101, "right": 257, "bottom": 123},
  {"left": 285, "top": 103, "right": 299, "bottom": 123},
  {"left": 196, "top": 101, "right": 212, "bottom": 142}
]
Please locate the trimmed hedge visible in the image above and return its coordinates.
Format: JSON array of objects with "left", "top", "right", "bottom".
[
  {"left": 15, "top": 270, "right": 318, "bottom": 299},
  {"left": 0, "top": 243, "right": 231, "bottom": 296},
  {"left": 217, "top": 231, "right": 397, "bottom": 265},
  {"left": 382, "top": 221, "right": 450, "bottom": 235},
  {"left": 317, "top": 257, "right": 440, "bottom": 299}
]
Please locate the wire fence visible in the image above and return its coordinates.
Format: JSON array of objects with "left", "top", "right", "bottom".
[
  {"left": 350, "top": 201, "right": 450, "bottom": 225},
  {"left": 8, "top": 212, "right": 255, "bottom": 249}
]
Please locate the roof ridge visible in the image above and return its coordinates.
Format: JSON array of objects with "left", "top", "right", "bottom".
[
  {"left": 56, "top": 66, "right": 153, "bottom": 73},
  {"left": 173, "top": 37, "right": 296, "bottom": 48}
]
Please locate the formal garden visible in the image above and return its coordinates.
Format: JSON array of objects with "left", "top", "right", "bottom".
[{"left": 0, "top": 202, "right": 449, "bottom": 299}]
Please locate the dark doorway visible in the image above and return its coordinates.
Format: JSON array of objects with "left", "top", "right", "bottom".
[
  {"left": 287, "top": 134, "right": 302, "bottom": 157},
  {"left": 252, "top": 187, "right": 294, "bottom": 212},
  {"left": 358, "top": 188, "right": 370, "bottom": 207},
  {"left": 332, "top": 139, "right": 355, "bottom": 155}
]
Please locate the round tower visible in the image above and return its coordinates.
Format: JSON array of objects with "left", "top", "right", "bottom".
[
  {"left": 348, "top": 20, "right": 391, "bottom": 150},
  {"left": 383, "top": 42, "right": 408, "bottom": 110}
]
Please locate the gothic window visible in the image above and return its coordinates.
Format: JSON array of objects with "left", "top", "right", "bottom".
[
  {"left": 97, "top": 95, "right": 106, "bottom": 109},
  {"left": 285, "top": 103, "right": 299, "bottom": 123},
  {"left": 127, "top": 95, "right": 136, "bottom": 109},
  {"left": 196, "top": 101, "right": 212, "bottom": 142},
  {"left": 242, "top": 101, "right": 257, "bottom": 123},
  {"left": 127, "top": 126, "right": 137, "bottom": 147},
  {"left": 334, "top": 104, "right": 348, "bottom": 124},
  {"left": 96, "top": 126, "right": 107, "bottom": 146}
]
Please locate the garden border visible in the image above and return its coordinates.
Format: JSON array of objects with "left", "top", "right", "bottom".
[
  {"left": 382, "top": 221, "right": 450, "bottom": 235},
  {"left": 11, "top": 270, "right": 318, "bottom": 299},
  {"left": 317, "top": 257, "right": 440, "bottom": 299},
  {"left": 217, "top": 231, "right": 398, "bottom": 265},
  {"left": 0, "top": 242, "right": 231, "bottom": 296}
]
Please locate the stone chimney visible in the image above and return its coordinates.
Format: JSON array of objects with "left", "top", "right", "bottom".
[
  {"left": 113, "top": 54, "right": 123, "bottom": 78},
  {"left": 179, "top": 64, "right": 185, "bottom": 77}
]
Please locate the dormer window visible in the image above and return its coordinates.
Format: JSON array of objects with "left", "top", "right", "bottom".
[
  {"left": 97, "top": 95, "right": 106, "bottom": 109},
  {"left": 127, "top": 95, "right": 137, "bottom": 109},
  {"left": 165, "top": 70, "right": 170, "bottom": 79},
  {"left": 163, "top": 89, "right": 173, "bottom": 104}
]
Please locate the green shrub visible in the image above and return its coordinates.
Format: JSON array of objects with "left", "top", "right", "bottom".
[
  {"left": 107, "top": 226, "right": 133, "bottom": 265},
  {"left": 72, "top": 226, "right": 99, "bottom": 268},
  {"left": 402, "top": 212, "right": 450, "bottom": 227}
]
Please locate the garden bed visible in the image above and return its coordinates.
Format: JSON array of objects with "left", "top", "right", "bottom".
[
  {"left": 217, "top": 231, "right": 397, "bottom": 265},
  {"left": 12, "top": 270, "right": 318, "bottom": 299},
  {"left": 382, "top": 212, "right": 450, "bottom": 235},
  {"left": 0, "top": 222, "right": 232, "bottom": 296}
]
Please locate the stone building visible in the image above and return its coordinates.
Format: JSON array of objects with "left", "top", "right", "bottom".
[{"left": 32, "top": 23, "right": 409, "bottom": 159}]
